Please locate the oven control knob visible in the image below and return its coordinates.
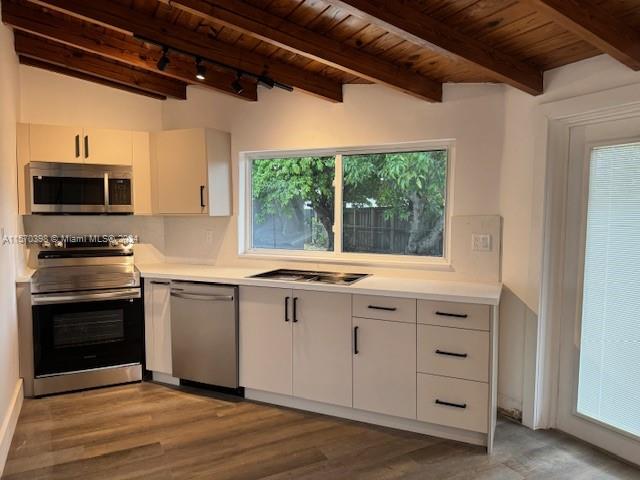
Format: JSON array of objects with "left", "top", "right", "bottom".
[
  {"left": 121, "top": 237, "right": 132, "bottom": 247},
  {"left": 54, "top": 240, "right": 64, "bottom": 248},
  {"left": 109, "top": 238, "right": 120, "bottom": 247},
  {"left": 41, "top": 239, "right": 51, "bottom": 249}
]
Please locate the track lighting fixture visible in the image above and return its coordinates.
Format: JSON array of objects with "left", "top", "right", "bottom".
[
  {"left": 156, "top": 46, "right": 170, "bottom": 71},
  {"left": 195, "top": 57, "right": 207, "bottom": 80},
  {"left": 139, "top": 36, "right": 294, "bottom": 94},
  {"left": 231, "top": 72, "right": 244, "bottom": 95}
]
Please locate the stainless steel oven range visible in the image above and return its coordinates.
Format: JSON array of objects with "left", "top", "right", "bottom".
[{"left": 26, "top": 236, "right": 143, "bottom": 397}]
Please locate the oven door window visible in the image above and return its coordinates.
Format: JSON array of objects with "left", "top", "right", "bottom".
[
  {"left": 33, "top": 176, "right": 105, "bottom": 205},
  {"left": 53, "top": 310, "right": 125, "bottom": 348},
  {"left": 33, "top": 298, "right": 143, "bottom": 377}
]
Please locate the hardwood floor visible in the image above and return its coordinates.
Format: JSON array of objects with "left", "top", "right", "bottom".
[{"left": 2, "top": 382, "right": 639, "bottom": 480}]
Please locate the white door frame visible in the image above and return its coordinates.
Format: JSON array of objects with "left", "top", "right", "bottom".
[{"left": 535, "top": 83, "right": 640, "bottom": 463}]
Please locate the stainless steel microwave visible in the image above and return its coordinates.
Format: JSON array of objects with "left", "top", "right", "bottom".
[{"left": 27, "top": 162, "right": 134, "bottom": 214}]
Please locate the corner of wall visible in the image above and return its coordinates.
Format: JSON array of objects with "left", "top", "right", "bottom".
[{"left": 0, "top": 21, "right": 22, "bottom": 475}]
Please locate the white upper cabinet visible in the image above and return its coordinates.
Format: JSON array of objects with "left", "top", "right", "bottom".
[
  {"left": 83, "top": 128, "right": 133, "bottom": 165},
  {"left": 28, "top": 124, "right": 83, "bottom": 164},
  {"left": 152, "top": 128, "right": 231, "bottom": 216},
  {"left": 26, "top": 124, "right": 132, "bottom": 165},
  {"left": 292, "top": 291, "right": 352, "bottom": 407}
]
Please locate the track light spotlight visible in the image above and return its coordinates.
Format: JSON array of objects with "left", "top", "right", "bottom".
[
  {"left": 195, "top": 57, "right": 206, "bottom": 80},
  {"left": 231, "top": 72, "right": 244, "bottom": 95},
  {"left": 157, "top": 46, "right": 170, "bottom": 71},
  {"left": 257, "top": 75, "right": 275, "bottom": 89}
]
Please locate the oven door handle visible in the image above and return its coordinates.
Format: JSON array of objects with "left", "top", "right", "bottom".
[{"left": 31, "top": 288, "right": 141, "bottom": 306}]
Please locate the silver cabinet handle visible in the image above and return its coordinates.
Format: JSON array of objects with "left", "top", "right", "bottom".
[{"left": 170, "top": 292, "right": 234, "bottom": 302}]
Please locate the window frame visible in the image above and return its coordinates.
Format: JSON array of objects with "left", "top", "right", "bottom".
[{"left": 238, "top": 140, "right": 455, "bottom": 269}]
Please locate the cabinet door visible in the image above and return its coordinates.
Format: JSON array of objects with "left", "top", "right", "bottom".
[
  {"left": 353, "top": 317, "right": 417, "bottom": 419},
  {"left": 144, "top": 279, "right": 172, "bottom": 374},
  {"left": 239, "top": 286, "right": 293, "bottom": 395},
  {"left": 293, "top": 291, "right": 352, "bottom": 407},
  {"left": 132, "top": 131, "right": 152, "bottom": 215},
  {"left": 83, "top": 128, "right": 132, "bottom": 165},
  {"left": 29, "top": 124, "right": 83, "bottom": 164},
  {"left": 153, "top": 129, "right": 208, "bottom": 215}
]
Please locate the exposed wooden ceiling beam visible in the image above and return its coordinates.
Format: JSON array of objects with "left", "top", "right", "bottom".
[
  {"left": 19, "top": 55, "right": 167, "bottom": 100},
  {"left": 2, "top": 0, "right": 257, "bottom": 101},
  {"left": 33, "top": 0, "right": 343, "bottom": 102},
  {"left": 13, "top": 31, "right": 189, "bottom": 99},
  {"left": 167, "top": 0, "right": 443, "bottom": 102},
  {"left": 527, "top": 0, "right": 640, "bottom": 70},
  {"left": 328, "top": 0, "right": 543, "bottom": 95}
]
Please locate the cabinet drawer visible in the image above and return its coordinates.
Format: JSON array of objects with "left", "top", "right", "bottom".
[
  {"left": 353, "top": 295, "right": 416, "bottom": 323},
  {"left": 417, "top": 373, "right": 488, "bottom": 433},
  {"left": 418, "top": 300, "right": 490, "bottom": 331},
  {"left": 417, "top": 325, "right": 489, "bottom": 382}
]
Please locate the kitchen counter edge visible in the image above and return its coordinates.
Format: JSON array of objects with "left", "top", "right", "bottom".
[{"left": 137, "top": 263, "right": 502, "bottom": 306}]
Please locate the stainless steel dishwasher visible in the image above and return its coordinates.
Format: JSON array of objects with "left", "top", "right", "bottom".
[{"left": 169, "top": 281, "right": 239, "bottom": 389}]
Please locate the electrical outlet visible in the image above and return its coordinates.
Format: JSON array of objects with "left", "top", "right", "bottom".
[
  {"left": 472, "top": 233, "right": 491, "bottom": 252},
  {"left": 205, "top": 230, "right": 214, "bottom": 244}
]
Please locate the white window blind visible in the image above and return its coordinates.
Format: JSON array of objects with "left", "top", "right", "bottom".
[{"left": 577, "top": 142, "right": 640, "bottom": 438}]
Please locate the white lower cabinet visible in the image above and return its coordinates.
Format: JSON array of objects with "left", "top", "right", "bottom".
[
  {"left": 353, "top": 317, "right": 417, "bottom": 419},
  {"left": 239, "top": 286, "right": 293, "bottom": 395},
  {"left": 293, "top": 291, "right": 352, "bottom": 407},
  {"left": 144, "top": 279, "right": 172, "bottom": 375},
  {"left": 239, "top": 287, "right": 498, "bottom": 450},
  {"left": 240, "top": 286, "right": 352, "bottom": 405},
  {"left": 417, "top": 373, "right": 488, "bottom": 433},
  {"left": 417, "top": 324, "right": 489, "bottom": 382}
]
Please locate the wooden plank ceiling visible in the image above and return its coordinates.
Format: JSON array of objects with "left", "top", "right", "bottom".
[{"left": 3, "top": 0, "right": 640, "bottom": 102}]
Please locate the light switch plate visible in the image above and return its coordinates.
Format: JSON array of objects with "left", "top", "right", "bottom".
[{"left": 472, "top": 233, "right": 492, "bottom": 252}]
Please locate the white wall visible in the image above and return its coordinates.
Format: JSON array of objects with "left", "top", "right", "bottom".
[
  {"left": 497, "top": 54, "right": 640, "bottom": 422},
  {"left": 19, "top": 66, "right": 163, "bottom": 131},
  {"left": 162, "top": 83, "right": 507, "bottom": 277},
  {"left": 0, "top": 23, "right": 21, "bottom": 473}
]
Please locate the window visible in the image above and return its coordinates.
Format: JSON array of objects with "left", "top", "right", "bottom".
[
  {"left": 245, "top": 144, "right": 450, "bottom": 263},
  {"left": 342, "top": 151, "right": 447, "bottom": 257},
  {"left": 251, "top": 156, "right": 335, "bottom": 251}
]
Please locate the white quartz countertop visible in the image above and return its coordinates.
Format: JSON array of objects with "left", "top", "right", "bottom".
[{"left": 137, "top": 263, "right": 502, "bottom": 305}]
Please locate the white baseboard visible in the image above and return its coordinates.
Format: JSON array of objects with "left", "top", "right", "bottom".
[
  {"left": 0, "top": 379, "right": 23, "bottom": 477},
  {"left": 245, "top": 389, "right": 487, "bottom": 448},
  {"left": 151, "top": 371, "right": 180, "bottom": 386}
]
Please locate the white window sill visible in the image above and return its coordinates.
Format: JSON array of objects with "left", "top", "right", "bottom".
[{"left": 238, "top": 250, "right": 453, "bottom": 272}]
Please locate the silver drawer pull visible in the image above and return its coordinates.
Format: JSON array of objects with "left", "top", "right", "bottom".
[
  {"left": 435, "top": 399, "right": 467, "bottom": 409},
  {"left": 170, "top": 292, "right": 234, "bottom": 302},
  {"left": 435, "top": 311, "right": 468, "bottom": 318},
  {"left": 435, "top": 349, "right": 468, "bottom": 358}
]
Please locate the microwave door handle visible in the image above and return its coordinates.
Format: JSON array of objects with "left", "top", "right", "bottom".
[{"left": 104, "top": 172, "right": 110, "bottom": 213}]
